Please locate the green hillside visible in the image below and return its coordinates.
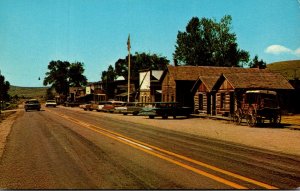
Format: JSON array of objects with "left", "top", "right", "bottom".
[
  {"left": 9, "top": 86, "right": 48, "bottom": 99},
  {"left": 267, "top": 60, "right": 300, "bottom": 80}
]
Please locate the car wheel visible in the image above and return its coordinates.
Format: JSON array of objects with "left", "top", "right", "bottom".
[{"left": 149, "top": 116, "right": 154, "bottom": 119}]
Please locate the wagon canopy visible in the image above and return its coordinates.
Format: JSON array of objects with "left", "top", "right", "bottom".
[{"left": 246, "top": 90, "right": 277, "bottom": 95}]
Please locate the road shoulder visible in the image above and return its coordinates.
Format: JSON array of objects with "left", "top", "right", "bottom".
[{"left": 0, "top": 110, "right": 20, "bottom": 159}]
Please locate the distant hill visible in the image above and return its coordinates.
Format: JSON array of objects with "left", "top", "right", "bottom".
[
  {"left": 9, "top": 86, "right": 48, "bottom": 99},
  {"left": 267, "top": 60, "right": 300, "bottom": 80}
]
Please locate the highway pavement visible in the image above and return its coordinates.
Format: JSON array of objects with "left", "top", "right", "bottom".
[{"left": 0, "top": 107, "right": 299, "bottom": 189}]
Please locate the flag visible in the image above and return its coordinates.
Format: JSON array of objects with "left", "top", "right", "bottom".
[{"left": 127, "top": 34, "right": 131, "bottom": 51}]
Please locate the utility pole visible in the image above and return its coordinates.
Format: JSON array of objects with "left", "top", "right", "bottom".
[{"left": 127, "top": 34, "right": 131, "bottom": 103}]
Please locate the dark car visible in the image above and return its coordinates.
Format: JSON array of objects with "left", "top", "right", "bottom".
[
  {"left": 139, "top": 102, "right": 193, "bottom": 119},
  {"left": 24, "top": 99, "right": 41, "bottom": 111}
]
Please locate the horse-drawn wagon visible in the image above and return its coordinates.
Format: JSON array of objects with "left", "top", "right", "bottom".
[{"left": 233, "top": 90, "right": 281, "bottom": 127}]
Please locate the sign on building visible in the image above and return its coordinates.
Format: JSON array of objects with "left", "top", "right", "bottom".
[{"left": 86, "top": 87, "right": 91, "bottom": 94}]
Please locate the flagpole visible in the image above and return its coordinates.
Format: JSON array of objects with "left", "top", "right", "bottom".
[{"left": 127, "top": 34, "right": 131, "bottom": 103}]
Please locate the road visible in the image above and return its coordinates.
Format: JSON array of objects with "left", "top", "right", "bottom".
[{"left": 0, "top": 107, "right": 299, "bottom": 189}]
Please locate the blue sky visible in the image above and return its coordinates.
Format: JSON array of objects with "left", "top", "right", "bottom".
[{"left": 0, "top": 0, "right": 299, "bottom": 87}]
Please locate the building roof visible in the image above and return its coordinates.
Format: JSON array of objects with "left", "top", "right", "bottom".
[
  {"left": 166, "top": 65, "right": 270, "bottom": 81},
  {"left": 222, "top": 72, "right": 294, "bottom": 90},
  {"left": 152, "top": 70, "right": 164, "bottom": 80},
  {"left": 165, "top": 65, "right": 294, "bottom": 92}
]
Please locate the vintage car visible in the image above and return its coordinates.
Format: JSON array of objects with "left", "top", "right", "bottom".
[
  {"left": 79, "top": 101, "right": 93, "bottom": 111},
  {"left": 102, "top": 101, "right": 126, "bottom": 113},
  {"left": 45, "top": 100, "right": 57, "bottom": 107},
  {"left": 24, "top": 99, "right": 41, "bottom": 111},
  {"left": 233, "top": 90, "right": 281, "bottom": 127},
  {"left": 121, "top": 102, "right": 153, "bottom": 115},
  {"left": 138, "top": 102, "right": 193, "bottom": 119},
  {"left": 90, "top": 101, "right": 110, "bottom": 112}
]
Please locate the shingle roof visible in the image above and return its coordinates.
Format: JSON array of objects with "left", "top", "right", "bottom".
[
  {"left": 167, "top": 65, "right": 270, "bottom": 81},
  {"left": 223, "top": 72, "right": 294, "bottom": 90},
  {"left": 198, "top": 76, "right": 220, "bottom": 91},
  {"left": 167, "top": 65, "right": 294, "bottom": 91}
]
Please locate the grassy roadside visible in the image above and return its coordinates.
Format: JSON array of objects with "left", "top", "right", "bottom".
[{"left": 8, "top": 86, "right": 48, "bottom": 99}]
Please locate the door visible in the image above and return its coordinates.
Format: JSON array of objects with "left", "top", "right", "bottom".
[{"left": 212, "top": 93, "right": 216, "bottom": 116}]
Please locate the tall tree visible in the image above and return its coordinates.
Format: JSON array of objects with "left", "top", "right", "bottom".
[
  {"left": 43, "top": 60, "right": 87, "bottom": 97},
  {"left": 101, "top": 65, "right": 116, "bottom": 98},
  {"left": 248, "top": 55, "right": 266, "bottom": 69},
  {"left": 68, "top": 62, "right": 88, "bottom": 87},
  {"left": 173, "top": 15, "right": 249, "bottom": 67},
  {"left": 43, "top": 60, "right": 70, "bottom": 96},
  {"left": 114, "top": 52, "right": 169, "bottom": 80},
  {"left": 0, "top": 73, "right": 10, "bottom": 101}
]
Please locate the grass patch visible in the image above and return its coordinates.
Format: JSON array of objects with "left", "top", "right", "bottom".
[
  {"left": 9, "top": 86, "right": 48, "bottom": 99},
  {"left": 267, "top": 60, "right": 300, "bottom": 80}
]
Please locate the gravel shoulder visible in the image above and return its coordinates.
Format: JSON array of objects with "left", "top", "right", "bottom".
[{"left": 0, "top": 110, "right": 20, "bottom": 158}]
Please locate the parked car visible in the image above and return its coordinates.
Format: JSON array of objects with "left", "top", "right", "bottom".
[
  {"left": 24, "top": 99, "right": 41, "bottom": 111},
  {"left": 138, "top": 102, "right": 193, "bottom": 119},
  {"left": 64, "top": 101, "right": 82, "bottom": 107},
  {"left": 90, "top": 101, "right": 110, "bottom": 112},
  {"left": 122, "top": 102, "right": 152, "bottom": 115},
  {"left": 79, "top": 101, "right": 92, "bottom": 111},
  {"left": 102, "top": 101, "right": 126, "bottom": 113},
  {"left": 113, "top": 102, "right": 127, "bottom": 113},
  {"left": 45, "top": 100, "right": 57, "bottom": 107}
]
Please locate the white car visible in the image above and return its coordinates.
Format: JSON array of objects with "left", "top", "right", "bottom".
[{"left": 45, "top": 100, "right": 57, "bottom": 107}]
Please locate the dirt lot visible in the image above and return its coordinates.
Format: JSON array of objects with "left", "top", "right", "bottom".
[{"left": 1, "top": 108, "right": 300, "bottom": 159}]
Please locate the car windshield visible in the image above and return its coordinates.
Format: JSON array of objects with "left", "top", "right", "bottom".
[
  {"left": 47, "top": 100, "right": 56, "bottom": 103},
  {"left": 26, "top": 100, "right": 39, "bottom": 104}
]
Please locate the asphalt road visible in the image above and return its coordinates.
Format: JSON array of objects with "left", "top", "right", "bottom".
[{"left": 0, "top": 107, "right": 299, "bottom": 189}]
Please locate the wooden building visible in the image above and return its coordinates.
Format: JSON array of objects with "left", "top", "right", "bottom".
[
  {"left": 212, "top": 72, "right": 294, "bottom": 116},
  {"left": 162, "top": 65, "right": 271, "bottom": 111}
]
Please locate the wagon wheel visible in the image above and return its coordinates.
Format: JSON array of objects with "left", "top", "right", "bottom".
[
  {"left": 270, "top": 111, "right": 281, "bottom": 125},
  {"left": 233, "top": 109, "right": 242, "bottom": 125},
  {"left": 246, "top": 107, "right": 257, "bottom": 127},
  {"left": 162, "top": 113, "right": 168, "bottom": 119}
]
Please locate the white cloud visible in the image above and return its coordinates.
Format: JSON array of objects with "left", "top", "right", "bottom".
[
  {"left": 294, "top": 48, "right": 300, "bottom": 56},
  {"left": 265, "top": 45, "right": 292, "bottom": 55},
  {"left": 265, "top": 45, "right": 300, "bottom": 57}
]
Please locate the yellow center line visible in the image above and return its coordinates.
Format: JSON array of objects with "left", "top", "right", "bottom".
[{"left": 48, "top": 110, "right": 278, "bottom": 189}]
